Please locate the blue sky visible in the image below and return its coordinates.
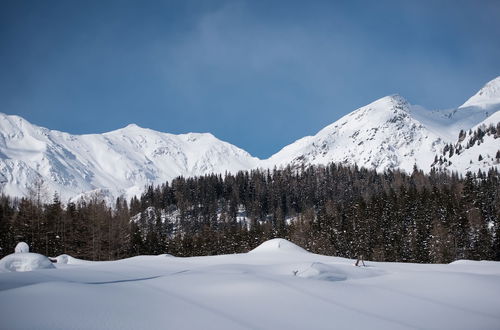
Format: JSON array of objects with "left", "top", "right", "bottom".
[{"left": 1, "top": 0, "right": 499, "bottom": 158}]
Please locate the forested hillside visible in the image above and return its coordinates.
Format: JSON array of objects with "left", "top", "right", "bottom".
[{"left": 1, "top": 164, "right": 499, "bottom": 263}]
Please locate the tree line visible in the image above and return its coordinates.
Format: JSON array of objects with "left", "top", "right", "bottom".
[
  {"left": 1, "top": 163, "right": 499, "bottom": 263},
  {"left": 433, "top": 123, "right": 500, "bottom": 167}
]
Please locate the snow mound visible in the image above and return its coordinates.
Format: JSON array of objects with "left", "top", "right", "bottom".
[
  {"left": 297, "top": 262, "right": 348, "bottom": 281},
  {"left": 296, "top": 262, "right": 384, "bottom": 281},
  {"left": 52, "top": 254, "right": 93, "bottom": 265},
  {"left": 249, "top": 238, "right": 309, "bottom": 254},
  {"left": 0, "top": 253, "right": 55, "bottom": 272},
  {"left": 15, "top": 242, "right": 29, "bottom": 253},
  {"left": 449, "top": 259, "right": 500, "bottom": 266}
]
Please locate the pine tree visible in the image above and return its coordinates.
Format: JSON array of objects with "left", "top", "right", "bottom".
[{"left": 0, "top": 195, "right": 14, "bottom": 258}]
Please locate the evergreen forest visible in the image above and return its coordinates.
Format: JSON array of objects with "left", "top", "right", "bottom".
[{"left": 1, "top": 163, "right": 499, "bottom": 263}]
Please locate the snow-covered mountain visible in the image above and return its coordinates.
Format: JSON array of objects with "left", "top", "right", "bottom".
[
  {"left": 1, "top": 76, "right": 499, "bottom": 201},
  {"left": 266, "top": 76, "right": 500, "bottom": 173},
  {"left": 431, "top": 111, "right": 500, "bottom": 173},
  {"left": 264, "top": 94, "right": 445, "bottom": 172},
  {"left": 0, "top": 114, "right": 259, "bottom": 201}
]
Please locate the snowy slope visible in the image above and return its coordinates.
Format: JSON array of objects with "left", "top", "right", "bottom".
[
  {"left": 0, "top": 239, "right": 499, "bottom": 330},
  {"left": 431, "top": 111, "right": 500, "bottom": 173},
  {"left": 265, "top": 77, "right": 500, "bottom": 173},
  {"left": 413, "top": 77, "right": 500, "bottom": 142},
  {"left": 0, "top": 114, "right": 259, "bottom": 201},
  {"left": 461, "top": 76, "right": 500, "bottom": 109}
]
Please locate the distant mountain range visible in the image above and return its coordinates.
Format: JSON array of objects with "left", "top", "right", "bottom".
[{"left": 1, "top": 77, "right": 499, "bottom": 201}]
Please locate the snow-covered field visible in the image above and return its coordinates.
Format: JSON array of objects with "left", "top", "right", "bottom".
[{"left": 1, "top": 239, "right": 499, "bottom": 330}]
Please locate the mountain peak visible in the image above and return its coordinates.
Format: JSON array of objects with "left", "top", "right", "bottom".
[
  {"left": 0, "top": 112, "right": 30, "bottom": 125},
  {"left": 382, "top": 94, "right": 410, "bottom": 107},
  {"left": 358, "top": 94, "right": 411, "bottom": 115},
  {"left": 386, "top": 93, "right": 407, "bottom": 102},
  {"left": 460, "top": 76, "right": 500, "bottom": 108},
  {"left": 124, "top": 123, "right": 143, "bottom": 130},
  {"left": 111, "top": 123, "right": 150, "bottom": 134},
  {"left": 0, "top": 112, "right": 41, "bottom": 136}
]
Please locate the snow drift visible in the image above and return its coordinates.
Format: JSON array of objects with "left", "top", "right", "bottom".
[
  {"left": 249, "top": 238, "right": 309, "bottom": 254},
  {"left": 0, "top": 253, "right": 55, "bottom": 272},
  {"left": 52, "top": 254, "right": 93, "bottom": 265}
]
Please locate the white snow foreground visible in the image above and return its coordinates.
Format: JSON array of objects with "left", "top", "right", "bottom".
[{"left": 0, "top": 238, "right": 499, "bottom": 330}]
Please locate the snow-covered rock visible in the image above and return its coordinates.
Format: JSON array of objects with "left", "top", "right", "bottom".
[
  {"left": 14, "top": 242, "right": 29, "bottom": 254},
  {"left": 0, "top": 253, "right": 55, "bottom": 272}
]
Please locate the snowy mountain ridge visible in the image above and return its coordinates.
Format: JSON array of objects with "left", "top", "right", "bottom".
[
  {"left": 267, "top": 77, "right": 500, "bottom": 173},
  {"left": 0, "top": 114, "right": 259, "bottom": 201},
  {"left": 1, "top": 76, "right": 499, "bottom": 201}
]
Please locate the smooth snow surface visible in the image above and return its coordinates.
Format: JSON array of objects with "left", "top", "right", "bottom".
[
  {"left": 1, "top": 239, "right": 499, "bottom": 330},
  {"left": 0, "top": 253, "right": 55, "bottom": 272},
  {"left": 14, "top": 242, "right": 29, "bottom": 253}
]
